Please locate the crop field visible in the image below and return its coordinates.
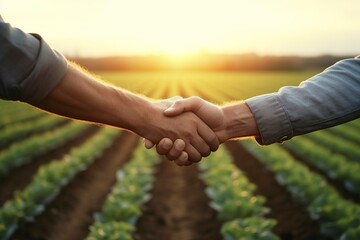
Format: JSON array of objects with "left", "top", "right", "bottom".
[{"left": 1, "top": 71, "right": 360, "bottom": 240}]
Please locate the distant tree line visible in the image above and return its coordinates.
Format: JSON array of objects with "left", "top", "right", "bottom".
[{"left": 70, "top": 53, "right": 352, "bottom": 72}]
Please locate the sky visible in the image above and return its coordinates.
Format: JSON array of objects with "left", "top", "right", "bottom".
[{"left": 1, "top": 0, "right": 360, "bottom": 57}]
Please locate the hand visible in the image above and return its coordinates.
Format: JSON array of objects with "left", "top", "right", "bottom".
[
  {"left": 145, "top": 97, "right": 259, "bottom": 164},
  {"left": 165, "top": 97, "right": 226, "bottom": 141},
  {"left": 140, "top": 97, "right": 220, "bottom": 165},
  {"left": 144, "top": 97, "right": 226, "bottom": 164}
]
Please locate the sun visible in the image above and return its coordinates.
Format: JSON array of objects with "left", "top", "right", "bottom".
[{"left": 161, "top": 42, "right": 200, "bottom": 57}]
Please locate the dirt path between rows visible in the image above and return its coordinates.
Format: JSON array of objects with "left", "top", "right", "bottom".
[
  {"left": 0, "top": 125, "right": 99, "bottom": 206},
  {"left": 226, "top": 142, "right": 330, "bottom": 240},
  {"left": 134, "top": 159, "right": 223, "bottom": 240},
  {"left": 12, "top": 131, "right": 139, "bottom": 240}
]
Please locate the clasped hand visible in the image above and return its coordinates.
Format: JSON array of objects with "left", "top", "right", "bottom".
[{"left": 143, "top": 97, "right": 227, "bottom": 166}]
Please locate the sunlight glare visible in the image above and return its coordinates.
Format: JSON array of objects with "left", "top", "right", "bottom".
[
  {"left": 3, "top": 0, "right": 360, "bottom": 56},
  {"left": 98, "top": 0, "right": 261, "bottom": 55}
]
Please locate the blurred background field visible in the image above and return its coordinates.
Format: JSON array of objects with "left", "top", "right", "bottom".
[
  {"left": 1, "top": 0, "right": 360, "bottom": 238},
  {"left": 1, "top": 67, "right": 360, "bottom": 240},
  {"left": 97, "top": 70, "right": 317, "bottom": 101}
]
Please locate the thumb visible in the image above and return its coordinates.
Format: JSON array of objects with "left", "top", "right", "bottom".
[
  {"left": 167, "top": 96, "right": 183, "bottom": 102},
  {"left": 164, "top": 97, "right": 200, "bottom": 116},
  {"left": 164, "top": 101, "right": 185, "bottom": 116}
]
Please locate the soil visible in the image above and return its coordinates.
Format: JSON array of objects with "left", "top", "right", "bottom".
[
  {"left": 12, "top": 131, "right": 139, "bottom": 240},
  {"left": 134, "top": 159, "right": 223, "bottom": 240},
  {"left": 0, "top": 125, "right": 100, "bottom": 206},
  {"left": 225, "top": 142, "right": 331, "bottom": 240},
  {"left": 3, "top": 131, "right": 347, "bottom": 240}
]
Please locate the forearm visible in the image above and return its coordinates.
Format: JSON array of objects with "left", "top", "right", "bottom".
[
  {"left": 35, "top": 64, "right": 151, "bottom": 135},
  {"left": 218, "top": 102, "right": 259, "bottom": 142}
]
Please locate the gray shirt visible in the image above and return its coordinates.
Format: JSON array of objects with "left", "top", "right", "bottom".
[
  {"left": 246, "top": 56, "right": 360, "bottom": 145},
  {"left": 0, "top": 16, "right": 67, "bottom": 104}
]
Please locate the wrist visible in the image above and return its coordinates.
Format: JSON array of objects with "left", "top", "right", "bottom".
[
  {"left": 220, "top": 102, "right": 259, "bottom": 141},
  {"left": 112, "top": 89, "right": 154, "bottom": 136},
  {"left": 131, "top": 99, "right": 164, "bottom": 141}
]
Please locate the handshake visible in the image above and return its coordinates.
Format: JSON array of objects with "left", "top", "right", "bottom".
[{"left": 138, "top": 96, "right": 259, "bottom": 166}]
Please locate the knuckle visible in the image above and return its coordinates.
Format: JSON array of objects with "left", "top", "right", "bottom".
[
  {"left": 190, "top": 96, "right": 201, "bottom": 102},
  {"left": 184, "top": 130, "right": 194, "bottom": 139},
  {"left": 173, "top": 101, "right": 182, "bottom": 107}
]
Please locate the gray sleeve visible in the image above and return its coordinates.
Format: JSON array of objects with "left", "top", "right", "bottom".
[
  {"left": 0, "top": 19, "right": 68, "bottom": 104},
  {"left": 245, "top": 57, "right": 360, "bottom": 145}
]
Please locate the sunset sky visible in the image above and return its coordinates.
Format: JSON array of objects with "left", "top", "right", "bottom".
[{"left": 1, "top": 0, "right": 359, "bottom": 57}]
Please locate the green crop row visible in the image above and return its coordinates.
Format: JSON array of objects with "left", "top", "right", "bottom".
[
  {"left": 87, "top": 145, "right": 159, "bottom": 240},
  {"left": 0, "top": 109, "right": 44, "bottom": 129},
  {"left": 347, "top": 119, "right": 360, "bottom": 131},
  {"left": 0, "top": 101, "right": 37, "bottom": 116},
  {"left": 284, "top": 137, "right": 360, "bottom": 195},
  {"left": 242, "top": 140, "right": 360, "bottom": 240},
  {"left": 0, "top": 102, "right": 28, "bottom": 116},
  {"left": 0, "top": 127, "right": 119, "bottom": 240},
  {"left": 327, "top": 124, "right": 360, "bottom": 145},
  {"left": 0, "top": 115, "right": 67, "bottom": 147},
  {"left": 199, "top": 146, "right": 278, "bottom": 240},
  {"left": 305, "top": 131, "right": 360, "bottom": 162},
  {"left": 0, "top": 122, "right": 89, "bottom": 178}
]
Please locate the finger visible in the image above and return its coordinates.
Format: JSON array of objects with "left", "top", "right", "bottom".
[
  {"left": 156, "top": 138, "right": 174, "bottom": 155},
  {"left": 144, "top": 139, "right": 155, "bottom": 149},
  {"left": 166, "top": 139, "right": 186, "bottom": 160},
  {"left": 197, "top": 123, "right": 220, "bottom": 152},
  {"left": 176, "top": 160, "right": 193, "bottom": 166},
  {"left": 179, "top": 151, "right": 189, "bottom": 162},
  {"left": 185, "top": 144, "right": 203, "bottom": 163},
  {"left": 173, "top": 151, "right": 190, "bottom": 166},
  {"left": 175, "top": 158, "right": 193, "bottom": 166},
  {"left": 164, "top": 97, "right": 201, "bottom": 116},
  {"left": 160, "top": 96, "right": 183, "bottom": 108},
  {"left": 189, "top": 134, "right": 211, "bottom": 158}
]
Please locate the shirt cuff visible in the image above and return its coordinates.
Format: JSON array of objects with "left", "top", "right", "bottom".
[
  {"left": 20, "top": 34, "right": 68, "bottom": 104},
  {"left": 245, "top": 93, "right": 293, "bottom": 145}
]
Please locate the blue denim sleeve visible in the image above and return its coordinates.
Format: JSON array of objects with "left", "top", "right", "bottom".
[
  {"left": 245, "top": 57, "right": 360, "bottom": 145},
  {"left": 0, "top": 19, "right": 67, "bottom": 104}
]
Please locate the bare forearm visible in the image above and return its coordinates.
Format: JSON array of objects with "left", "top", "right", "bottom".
[
  {"left": 220, "top": 102, "right": 259, "bottom": 141},
  {"left": 34, "top": 63, "right": 151, "bottom": 134}
]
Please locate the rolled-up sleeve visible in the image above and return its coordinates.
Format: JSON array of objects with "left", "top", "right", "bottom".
[
  {"left": 0, "top": 18, "right": 67, "bottom": 104},
  {"left": 246, "top": 57, "right": 360, "bottom": 145}
]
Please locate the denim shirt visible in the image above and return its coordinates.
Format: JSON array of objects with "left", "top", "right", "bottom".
[
  {"left": 246, "top": 57, "right": 360, "bottom": 145},
  {"left": 0, "top": 16, "right": 67, "bottom": 104}
]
